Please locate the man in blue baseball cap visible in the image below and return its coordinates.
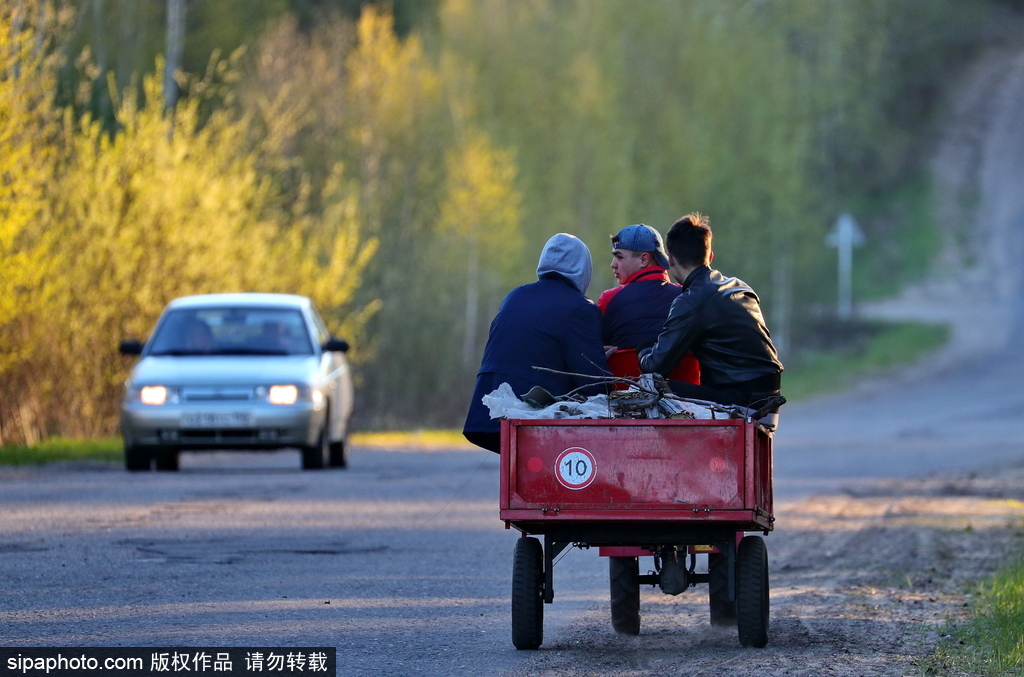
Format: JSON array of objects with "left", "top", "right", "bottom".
[
  {"left": 598, "top": 224, "right": 678, "bottom": 345},
  {"left": 598, "top": 223, "right": 701, "bottom": 385}
]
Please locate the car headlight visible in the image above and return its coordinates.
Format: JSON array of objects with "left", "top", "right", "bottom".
[
  {"left": 130, "top": 386, "right": 180, "bottom": 405},
  {"left": 268, "top": 385, "right": 299, "bottom": 405},
  {"left": 140, "top": 386, "right": 168, "bottom": 405}
]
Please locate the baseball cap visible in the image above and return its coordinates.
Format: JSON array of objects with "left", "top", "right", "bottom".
[{"left": 611, "top": 224, "right": 670, "bottom": 269}]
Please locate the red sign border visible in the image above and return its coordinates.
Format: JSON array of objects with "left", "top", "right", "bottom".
[{"left": 554, "top": 446, "right": 598, "bottom": 490}]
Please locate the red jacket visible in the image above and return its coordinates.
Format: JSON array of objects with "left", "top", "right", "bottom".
[{"left": 598, "top": 267, "right": 700, "bottom": 384}]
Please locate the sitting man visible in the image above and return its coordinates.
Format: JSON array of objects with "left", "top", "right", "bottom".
[
  {"left": 639, "top": 213, "right": 783, "bottom": 410},
  {"left": 463, "top": 233, "right": 611, "bottom": 453},
  {"left": 597, "top": 224, "right": 699, "bottom": 385}
]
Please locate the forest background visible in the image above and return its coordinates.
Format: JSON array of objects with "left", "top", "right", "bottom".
[{"left": 1, "top": 0, "right": 1022, "bottom": 445}]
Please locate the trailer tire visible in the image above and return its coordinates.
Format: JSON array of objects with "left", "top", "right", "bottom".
[
  {"left": 609, "top": 556, "right": 641, "bottom": 635},
  {"left": 511, "top": 537, "right": 544, "bottom": 650},
  {"left": 708, "top": 552, "right": 737, "bottom": 627},
  {"left": 736, "top": 536, "right": 769, "bottom": 648}
]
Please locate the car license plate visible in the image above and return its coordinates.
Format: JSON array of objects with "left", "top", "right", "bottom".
[{"left": 181, "top": 412, "right": 252, "bottom": 428}]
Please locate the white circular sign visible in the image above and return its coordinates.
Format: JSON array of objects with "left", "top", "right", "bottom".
[{"left": 555, "top": 447, "right": 597, "bottom": 490}]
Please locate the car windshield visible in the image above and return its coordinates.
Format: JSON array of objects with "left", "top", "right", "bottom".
[{"left": 147, "top": 307, "right": 314, "bottom": 356}]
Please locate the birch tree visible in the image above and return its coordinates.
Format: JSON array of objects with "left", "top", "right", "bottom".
[{"left": 163, "top": 0, "right": 183, "bottom": 110}]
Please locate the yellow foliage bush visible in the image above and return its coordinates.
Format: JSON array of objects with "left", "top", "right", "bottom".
[{"left": 0, "top": 3, "right": 377, "bottom": 443}]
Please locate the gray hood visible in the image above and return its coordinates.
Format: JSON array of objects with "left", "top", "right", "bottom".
[{"left": 536, "top": 233, "right": 593, "bottom": 295}]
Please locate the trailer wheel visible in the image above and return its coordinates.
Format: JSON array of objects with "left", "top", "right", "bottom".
[
  {"left": 736, "top": 536, "right": 769, "bottom": 648},
  {"left": 708, "top": 552, "right": 736, "bottom": 627},
  {"left": 511, "top": 537, "right": 544, "bottom": 650},
  {"left": 609, "top": 556, "right": 641, "bottom": 635}
]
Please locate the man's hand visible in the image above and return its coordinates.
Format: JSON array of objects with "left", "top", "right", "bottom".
[{"left": 604, "top": 345, "right": 618, "bottom": 359}]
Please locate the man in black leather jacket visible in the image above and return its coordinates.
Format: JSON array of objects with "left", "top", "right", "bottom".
[{"left": 638, "top": 213, "right": 782, "bottom": 409}]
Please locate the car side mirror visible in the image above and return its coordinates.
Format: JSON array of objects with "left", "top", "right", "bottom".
[
  {"left": 119, "top": 339, "right": 144, "bottom": 355},
  {"left": 323, "top": 338, "right": 350, "bottom": 353}
]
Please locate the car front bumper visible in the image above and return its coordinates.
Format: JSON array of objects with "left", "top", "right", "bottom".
[{"left": 121, "top": 401, "right": 325, "bottom": 451}]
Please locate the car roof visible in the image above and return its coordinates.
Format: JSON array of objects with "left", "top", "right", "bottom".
[{"left": 166, "top": 293, "right": 313, "bottom": 310}]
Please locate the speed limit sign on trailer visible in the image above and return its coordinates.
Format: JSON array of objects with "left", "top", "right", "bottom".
[{"left": 554, "top": 447, "right": 597, "bottom": 490}]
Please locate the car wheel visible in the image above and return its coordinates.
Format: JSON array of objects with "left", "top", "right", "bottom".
[
  {"left": 302, "top": 426, "right": 328, "bottom": 470},
  {"left": 329, "top": 439, "right": 347, "bottom": 468},
  {"left": 155, "top": 451, "right": 180, "bottom": 471},
  {"left": 125, "top": 445, "right": 151, "bottom": 471}
]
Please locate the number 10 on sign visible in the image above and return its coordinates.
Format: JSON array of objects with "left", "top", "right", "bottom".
[{"left": 555, "top": 447, "right": 597, "bottom": 490}]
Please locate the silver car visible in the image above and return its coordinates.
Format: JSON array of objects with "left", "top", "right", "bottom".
[{"left": 119, "top": 293, "right": 353, "bottom": 471}]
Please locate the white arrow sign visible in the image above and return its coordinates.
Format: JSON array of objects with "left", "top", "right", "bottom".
[{"left": 826, "top": 212, "right": 865, "bottom": 320}]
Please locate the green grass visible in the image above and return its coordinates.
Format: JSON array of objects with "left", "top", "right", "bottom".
[
  {"left": 0, "top": 430, "right": 476, "bottom": 465},
  {"left": 782, "top": 321, "right": 949, "bottom": 402},
  {"left": 0, "top": 436, "right": 122, "bottom": 465},
  {"left": 928, "top": 547, "right": 1024, "bottom": 676},
  {"left": 850, "top": 176, "right": 943, "bottom": 300}
]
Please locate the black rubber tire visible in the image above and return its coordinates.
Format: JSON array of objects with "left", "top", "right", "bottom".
[
  {"left": 511, "top": 537, "right": 544, "bottom": 650},
  {"left": 301, "top": 427, "right": 328, "bottom": 470},
  {"left": 736, "top": 536, "right": 770, "bottom": 648},
  {"left": 708, "top": 552, "right": 737, "bottom": 627},
  {"left": 155, "top": 451, "right": 180, "bottom": 471},
  {"left": 609, "top": 556, "right": 641, "bottom": 635},
  {"left": 125, "top": 445, "right": 151, "bottom": 471},
  {"left": 329, "top": 439, "right": 347, "bottom": 468}
]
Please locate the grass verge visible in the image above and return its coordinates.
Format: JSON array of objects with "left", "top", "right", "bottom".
[
  {"left": 0, "top": 436, "right": 122, "bottom": 465},
  {"left": 350, "top": 429, "right": 471, "bottom": 449},
  {"left": 782, "top": 320, "right": 949, "bottom": 402},
  {"left": 927, "top": 545, "right": 1024, "bottom": 676}
]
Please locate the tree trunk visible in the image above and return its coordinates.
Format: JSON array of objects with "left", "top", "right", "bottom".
[
  {"left": 164, "top": 0, "right": 185, "bottom": 112},
  {"left": 462, "top": 237, "right": 480, "bottom": 370},
  {"left": 92, "top": 0, "right": 110, "bottom": 120}
]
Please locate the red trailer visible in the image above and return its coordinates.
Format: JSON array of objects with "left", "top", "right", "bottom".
[{"left": 499, "top": 416, "right": 774, "bottom": 650}]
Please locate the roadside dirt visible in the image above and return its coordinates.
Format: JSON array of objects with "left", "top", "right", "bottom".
[
  {"left": 860, "top": 42, "right": 1024, "bottom": 370},
  {"left": 511, "top": 473, "right": 1024, "bottom": 677}
]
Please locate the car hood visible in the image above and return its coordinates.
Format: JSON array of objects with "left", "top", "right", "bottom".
[{"left": 129, "top": 356, "right": 321, "bottom": 386}]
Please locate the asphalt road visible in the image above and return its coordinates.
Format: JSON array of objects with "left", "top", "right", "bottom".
[
  {"left": 4, "top": 278, "right": 1024, "bottom": 676},
  {"left": 0, "top": 447, "right": 602, "bottom": 676},
  {"left": 5, "top": 270, "right": 1024, "bottom": 675},
  {"left": 4, "top": 327, "right": 1024, "bottom": 677}
]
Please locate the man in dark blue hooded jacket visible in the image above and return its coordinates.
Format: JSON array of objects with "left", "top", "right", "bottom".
[{"left": 463, "top": 233, "right": 610, "bottom": 452}]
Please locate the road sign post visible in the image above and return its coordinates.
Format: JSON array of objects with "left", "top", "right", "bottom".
[{"left": 826, "top": 212, "right": 865, "bottom": 320}]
